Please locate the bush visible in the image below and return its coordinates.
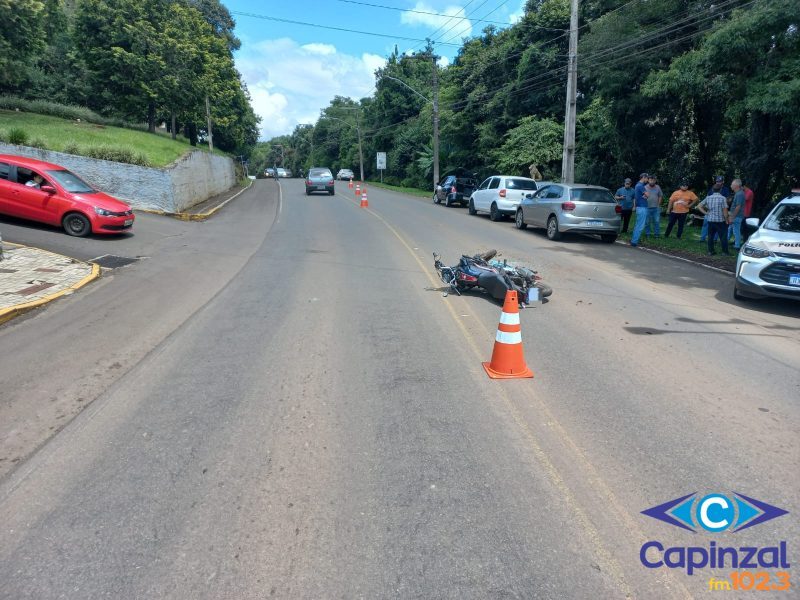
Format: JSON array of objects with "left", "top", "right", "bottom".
[
  {"left": 81, "top": 145, "right": 151, "bottom": 167},
  {"left": 62, "top": 141, "right": 80, "bottom": 155},
  {"left": 0, "top": 95, "right": 146, "bottom": 131},
  {"left": 8, "top": 128, "right": 28, "bottom": 145},
  {"left": 28, "top": 137, "right": 48, "bottom": 150}
]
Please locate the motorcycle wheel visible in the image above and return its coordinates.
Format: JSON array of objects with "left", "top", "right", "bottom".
[{"left": 536, "top": 282, "right": 553, "bottom": 298}]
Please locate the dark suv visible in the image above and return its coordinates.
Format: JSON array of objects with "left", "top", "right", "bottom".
[{"left": 434, "top": 172, "right": 478, "bottom": 207}]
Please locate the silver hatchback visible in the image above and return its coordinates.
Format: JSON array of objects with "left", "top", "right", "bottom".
[{"left": 515, "top": 183, "right": 622, "bottom": 243}]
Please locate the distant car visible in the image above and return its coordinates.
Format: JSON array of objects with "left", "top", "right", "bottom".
[
  {"left": 305, "top": 168, "right": 335, "bottom": 195},
  {"left": 434, "top": 173, "right": 478, "bottom": 207},
  {"left": 0, "top": 154, "right": 134, "bottom": 237},
  {"left": 337, "top": 169, "right": 354, "bottom": 181},
  {"left": 276, "top": 168, "right": 291, "bottom": 178},
  {"left": 468, "top": 175, "right": 539, "bottom": 220},
  {"left": 734, "top": 193, "right": 800, "bottom": 301},
  {"left": 514, "top": 183, "right": 621, "bottom": 243},
  {"left": 265, "top": 168, "right": 276, "bottom": 178}
]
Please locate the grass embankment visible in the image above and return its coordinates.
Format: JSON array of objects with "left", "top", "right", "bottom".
[
  {"left": 367, "top": 180, "right": 432, "bottom": 198},
  {"left": 617, "top": 215, "right": 738, "bottom": 271},
  {"left": 0, "top": 110, "right": 223, "bottom": 168}
]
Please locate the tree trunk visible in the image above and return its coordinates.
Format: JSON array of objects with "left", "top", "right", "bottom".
[
  {"left": 171, "top": 112, "right": 176, "bottom": 140},
  {"left": 147, "top": 101, "right": 156, "bottom": 133},
  {"left": 187, "top": 122, "right": 198, "bottom": 146}
]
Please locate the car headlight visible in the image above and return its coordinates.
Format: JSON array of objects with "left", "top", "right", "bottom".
[
  {"left": 94, "top": 207, "right": 112, "bottom": 216},
  {"left": 741, "top": 243, "right": 773, "bottom": 258}
]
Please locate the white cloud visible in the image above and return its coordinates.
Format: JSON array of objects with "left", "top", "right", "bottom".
[
  {"left": 400, "top": 3, "right": 473, "bottom": 40},
  {"left": 508, "top": 0, "right": 527, "bottom": 24},
  {"left": 236, "top": 38, "right": 386, "bottom": 140}
]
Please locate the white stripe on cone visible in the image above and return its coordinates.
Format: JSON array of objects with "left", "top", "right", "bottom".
[
  {"left": 495, "top": 330, "right": 522, "bottom": 344},
  {"left": 499, "top": 312, "right": 520, "bottom": 325}
]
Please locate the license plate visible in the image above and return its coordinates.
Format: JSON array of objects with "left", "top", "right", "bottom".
[
  {"left": 789, "top": 275, "right": 800, "bottom": 286},
  {"left": 587, "top": 220, "right": 603, "bottom": 227},
  {"left": 124, "top": 219, "right": 133, "bottom": 226}
]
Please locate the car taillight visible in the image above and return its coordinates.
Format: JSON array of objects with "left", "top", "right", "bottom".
[
  {"left": 328, "top": 179, "right": 334, "bottom": 185},
  {"left": 306, "top": 179, "right": 312, "bottom": 185},
  {"left": 499, "top": 189, "right": 506, "bottom": 198},
  {"left": 615, "top": 204, "right": 622, "bottom": 213},
  {"left": 451, "top": 186, "right": 456, "bottom": 193},
  {"left": 561, "top": 201, "right": 576, "bottom": 211},
  {"left": 458, "top": 272, "right": 478, "bottom": 282}
]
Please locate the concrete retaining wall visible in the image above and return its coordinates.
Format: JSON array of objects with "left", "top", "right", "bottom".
[{"left": 0, "top": 143, "right": 235, "bottom": 212}]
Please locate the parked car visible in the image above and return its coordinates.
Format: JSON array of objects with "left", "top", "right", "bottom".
[
  {"left": 434, "top": 172, "right": 478, "bottom": 207},
  {"left": 0, "top": 154, "right": 134, "bottom": 237},
  {"left": 468, "top": 175, "right": 539, "bottom": 220},
  {"left": 337, "top": 169, "right": 355, "bottom": 181},
  {"left": 734, "top": 192, "right": 800, "bottom": 301},
  {"left": 514, "top": 183, "right": 621, "bottom": 243},
  {"left": 305, "top": 168, "right": 335, "bottom": 195}
]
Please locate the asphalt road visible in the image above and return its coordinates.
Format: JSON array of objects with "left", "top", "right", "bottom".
[{"left": 0, "top": 179, "right": 798, "bottom": 599}]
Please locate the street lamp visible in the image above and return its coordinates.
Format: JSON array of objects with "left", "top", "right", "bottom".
[
  {"left": 380, "top": 73, "right": 440, "bottom": 190},
  {"left": 325, "top": 112, "right": 364, "bottom": 182}
]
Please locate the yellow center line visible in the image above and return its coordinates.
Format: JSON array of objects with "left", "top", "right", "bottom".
[{"left": 333, "top": 190, "right": 688, "bottom": 598}]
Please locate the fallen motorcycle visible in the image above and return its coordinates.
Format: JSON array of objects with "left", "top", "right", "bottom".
[{"left": 433, "top": 249, "right": 552, "bottom": 305}]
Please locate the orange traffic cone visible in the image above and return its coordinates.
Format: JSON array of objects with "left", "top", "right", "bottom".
[
  {"left": 348, "top": 177, "right": 354, "bottom": 189},
  {"left": 355, "top": 183, "right": 361, "bottom": 199},
  {"left": 360, "top": 188, "right": 369, "bottom": 208},
  {"left": 482, "top": 290, "right": 534, "bottom": 379}
]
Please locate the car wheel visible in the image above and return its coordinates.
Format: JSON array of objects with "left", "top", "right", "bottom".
[
  {"left": 489, "top": 202, "right": 501, "bottom": 222},
  {"left": 445, "top": 195, "right": 452, "bottom": 207},
  {"left": 515, "top": 209, "right": 527, "bottom": 230},
  {"left": 468, "top": 198, "right": 477, "bottom": 215},
  {"left": 546, "top": 216, "right": 562, "bottom": 240},
  {"left": 62, "top": 212, "right": 91, "bottom": 237},
  {"left": 433, "top": 193, "right": 440, "bottom": 204},
  {"left": 329, "top": 190, "right": 334, "bottom": 196},
  {"left": 600, "top": 234, "right": 618, "bottom": 243}
]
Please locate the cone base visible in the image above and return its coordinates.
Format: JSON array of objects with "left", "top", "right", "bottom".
[
  {"left": 360, "top": 201, "right": 369, "bottom": 208},
  {"left": 482, "top": 361, "right": 534, "bottom": 379}
]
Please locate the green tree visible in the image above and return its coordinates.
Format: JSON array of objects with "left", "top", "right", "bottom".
[{"left": 0, "top": 0, "right": 45, "bottom": 92}]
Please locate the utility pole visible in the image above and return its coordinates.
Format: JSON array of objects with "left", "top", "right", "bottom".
[
  {"left": 431, "top": 46, "right": 440, "bottom": 189},
  {"left": 205, "top": 96, "right": 214, "bottom": 152},
  {"left": 561, "top": 0, "right": 579, "bottom": 184},
  {"left": 356, "top": 111, "right": 364, "bottom": 182}
]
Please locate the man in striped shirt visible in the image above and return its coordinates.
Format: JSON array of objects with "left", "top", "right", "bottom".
[{"left": 696, "top": 190, "right": 731, "bottom": 255}]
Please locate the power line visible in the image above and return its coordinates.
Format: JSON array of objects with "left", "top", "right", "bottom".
[
  {"left": 439, "top": 0, "right": 515, "bottom": 46},
  {"left": 334, "top": 0, "right": 508, "bottom": 26},
  {"left": 229, "top": 10, "right": 461, "bottom": 46}
]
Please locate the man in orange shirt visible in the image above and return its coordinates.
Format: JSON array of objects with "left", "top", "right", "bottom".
[{"left": 664, "top": 181, "right": 698, "bottom": 239}]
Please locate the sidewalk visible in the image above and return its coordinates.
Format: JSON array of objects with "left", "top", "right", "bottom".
[
  {"left": 139, "top": 179, "right": 253, "bottom": 221},
  {"left": 0, "top": 243, "right": 99, "bottom": 325}
]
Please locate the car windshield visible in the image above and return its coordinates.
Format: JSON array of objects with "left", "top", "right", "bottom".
[
  {"left": 764, "top": 204, "right": 800, "bottom": 233},
  {"left": 571, "top": 188, "right": 615, "bottom": 203},
  {"left": 506, "top": 178, "right": 537, "bottom": 190},
  {"left": 46, "top": 169, "right": 95, "bottom": 193},
  {"left": 309, "top": 169, "right": 331, "bottom": 178}
]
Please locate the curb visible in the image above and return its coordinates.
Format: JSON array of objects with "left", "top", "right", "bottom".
[
  {"left": 0, "top": 245, "right": 101, "bottom": 326},
  {"left": 615, "top": 240, "right": 734, "bottom": 275},
  {"left": 139, "top": 180, "right": 253, "bottom": 221}
]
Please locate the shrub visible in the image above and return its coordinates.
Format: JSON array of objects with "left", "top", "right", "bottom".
[
  {"left": 62, "top": 141, "right": 80, "bottom": 155},
  {"left": 28, "top": 137, "right": 48, "bottom": 150},
  {"left": 81, "top": 145, "right": 151, "bottom": 167},
  {"left": 0, "top": 95, "right": 146, "bottom": 130},
  {"left": 8, "top": 128, "right": 28, "bottom": 145}
]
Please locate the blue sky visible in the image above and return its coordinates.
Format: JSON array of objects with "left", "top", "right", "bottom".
[{"left": 226, "top": 1, "right": 528, "bottom": 139}]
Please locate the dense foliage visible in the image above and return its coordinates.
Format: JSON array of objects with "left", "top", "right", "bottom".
[
  {"left": 0, "top": 0, "right": 258, "bottom": 156},
  {"left": 261, "top": 0, "right": 797, "bottom": 211}
]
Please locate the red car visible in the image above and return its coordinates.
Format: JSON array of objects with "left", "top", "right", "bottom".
[{"left": 0, "top": 154, "right": 134, "bottom": 236}]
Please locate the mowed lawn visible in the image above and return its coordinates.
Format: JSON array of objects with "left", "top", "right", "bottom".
[{"left": 0, "top": 110, "right": 219, "bottom": 168}]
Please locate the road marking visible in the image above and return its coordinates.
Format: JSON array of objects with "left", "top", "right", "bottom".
[{"left": 333, "top": 189, "right": 675, "bottom": 598}]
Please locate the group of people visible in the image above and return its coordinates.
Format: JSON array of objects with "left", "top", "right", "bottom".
[{"left": 614, "top": 173, "right": 753, "bottom": 255}]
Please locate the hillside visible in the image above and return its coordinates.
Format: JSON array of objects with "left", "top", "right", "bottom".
[{"left": 0, "top": 110, "right": 223, "bottom": 168}]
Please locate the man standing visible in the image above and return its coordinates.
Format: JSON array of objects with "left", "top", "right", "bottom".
[
  {"left": 665, "top": 181, "right": 698, "bottom": 239},
  {"left": 696, "top": 189, "right": 730, "bottom": 255},
  {"left": 700, "top": 175, "right": 731, "bottom": 242},
  {"left": 728, "top": 178, "right": 746, "bottom": 250},
  {"left": 644, "top": 174, "right": 663, "bottom": 237},
  {"left": 614, "top": 178, "right": 635, "bottom": 233},
  {"left": 630, "top": 172, "right": 650, "bottom": 247}
]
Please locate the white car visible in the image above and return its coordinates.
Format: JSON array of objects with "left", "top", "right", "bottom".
[
  {"left": 734, "top": 193, "right": 800, "bottom": 301},
  {"left": 468, "top": 176, "right": 540, "bottom": 221}
]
